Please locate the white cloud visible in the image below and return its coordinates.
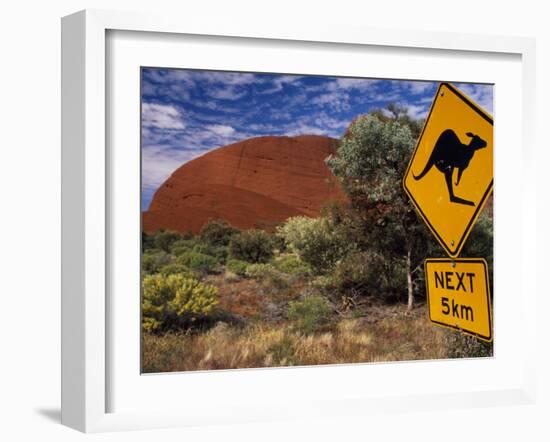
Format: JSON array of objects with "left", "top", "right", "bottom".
[
  {"left": 141, "top": 145, "right": 206, "bottom": 193},
  {"left": 206, "top": 124, "right": 236, "bottom": 137},
  {"left": 260, "top": 75, "right": 304, "bottom": 94},
  {"left": 285, "top": 124, "right": 331, "bottom": 137},
  {"left": 329, "top": 78, "right": 379, "bottom": 92},
  {"left": 403, "top": 104, "right": 429, "bottom": 120},
  {"left": 311, "top": 91, "right": 351, "bottom": 112},
  {"left": 142, "top": 103, "right": 185, "bottom": 130},
  {"left": 455, "top": 83, "right": 493, "bottom": 114},
  {"left": 404, "top": 81, "right": 435, "bottom": 95},
  {"left": 207, "top": 86, "right": 247, "bottom": 100}
]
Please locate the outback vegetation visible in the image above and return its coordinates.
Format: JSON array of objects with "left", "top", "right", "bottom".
[{"left": 141, "top": 107, "right": 493, "bottom": 373}]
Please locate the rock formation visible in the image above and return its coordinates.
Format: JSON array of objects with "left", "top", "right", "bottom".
[{"left": 142, "top": 135, "right": 346, "bottom": 234}]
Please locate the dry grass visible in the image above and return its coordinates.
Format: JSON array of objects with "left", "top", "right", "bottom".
[{"left": 142, "top": 308, "right": 450, "bottom": 373}]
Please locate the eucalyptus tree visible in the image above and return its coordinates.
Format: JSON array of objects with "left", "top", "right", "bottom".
[{"left": 326, "top": 111, "right": 434, "bottom": 310}]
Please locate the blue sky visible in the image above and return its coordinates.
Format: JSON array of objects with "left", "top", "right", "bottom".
[{"left": 141, "top": 68, "right": 493, "bottom": 210}]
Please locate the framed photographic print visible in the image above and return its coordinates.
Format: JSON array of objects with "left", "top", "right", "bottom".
[{"left": 61, "top": 9, "right": 537, "bottom": 433}]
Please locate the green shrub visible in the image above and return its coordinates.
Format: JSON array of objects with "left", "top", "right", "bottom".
[
  {"left": 200, "top": 219, "right": 239, "bottom": 246},
  {"left": 142, "top": 232, "right": 156, "bottom": 251},
  {"left": 273, "top": 254, "right": 312, "bottom": 277},
  {"left": 245, "top": 263, "right": 288, "bottom": 292},
  {"left": 142, "top": 250, "right": 173, "bottom": 274},
  {"left": 158, "top": 263, "right": 193, "bottom": 277},
  {"left": 153, "top": 230, "right": 181, "bottom": 252},
  {"left": 142, "top": 274, "right": 219, "bottom": 332},
  {"left": 176, "top": 250, "right": 218, "bottom": 274},
  {"left": 277, "top": 216, "right": 352, "bottom": 274},
  {"left": 462, "top": 212, "right": 493, "bottom": 275},
  {"left": 331, "top": 251, "right": 407, "bottom": 302},
  {"left": 445, "top": 331, "right": 493, "bottom": 358},
  {"left": 332, "top": 251, "right": 383, "bottom": 295},
  {"left": 244, "top": 263, "right": 277, "bottom": 279},
  {"left": 171, "top": 245, "right": 193, "bottom": 257},
  {"left": 270, "top": 234, "right": 287, "bottom": 253},
  {"left": 171, "top": 238, "right": 197, "bottom": 250},
  {"left": 192, "top": 243, "right": 228, "bottom": 264},
  {"left": 287, "top": 295, "right": 332, "bottom": 334},
  {"left": 229, "top": 230, "right": 274, "bottom": 263},
  {"left": 226, "top": 258, "right": 248, "bottom": 276}
]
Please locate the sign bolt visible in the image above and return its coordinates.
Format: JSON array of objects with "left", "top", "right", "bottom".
[{"left": 451, "top": 240, "right": 455, "bottom": 246}]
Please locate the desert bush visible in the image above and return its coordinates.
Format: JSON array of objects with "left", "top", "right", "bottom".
[
  {"left": 200, "top": 219, "right": 239, "bottom": 246},
  {"left": 158, "top": 263, "right": 193, "bottom": 277},
  {"left": 245, "top": 263, "right": 288, "bottom": 292},
  {"left": 277, "top": 216, "right": 352, "bottom": 274},
  {"left": 171, "top": 245, "right": 193, "bottom": 257},
  {"left": 287, "top": 295, "right": 332, "bottom": 334},
  {"left": 273, "top": 254, "right": 312, "bottom": 277},
  {"left": 270, "top": 234, "right": 287, "bottom": 253},
  {"left": 176, "top": 250, "right": 219, "bottom": 274},
  {"left": 142, "top": 250, "right": 173, "bottom": 274},
  {"left": 171, "top": 237, "right": 197, "bottom": 249},
  {"left": 229, "top": 230, "right": 274, "bottom": 263},
  {"left": 445, "top": 331, "right": 493, "bottom": 358},
  {"left": 331, "top": 251, "right": 383, "bottom": 295},
  {"left": 192, "top": 243, "right": 228, "bottom": 264},
  {"left": 153, "top": 230, "right": 181, "bottom": 252},
  {"left": 226, "top": 258, "right": 248, "bottom": 276},
  {"left": 142, "top": 232, "right": 155, "bottom": 251},
  {"left": 244, "top": 263, "right": 277, "bottom": 279},
  {"left": 142, "top": 274, "right": 219, "bottom": 332},
  {"left": 461, "top": 212, "right": 493, "bottom": 289},
  {"left": 330, "top": 251, "right": 407, "bottom": 303}
]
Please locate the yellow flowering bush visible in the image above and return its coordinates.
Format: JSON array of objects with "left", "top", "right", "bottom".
[{"left": 142, "top": 274, "right": 219, "bottom": 332}]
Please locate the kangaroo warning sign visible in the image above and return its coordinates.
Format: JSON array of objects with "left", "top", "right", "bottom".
[
  {"left": 403, "top": 83, "right": 493, "bottom": 257},
  {"left": 425, "top": 258, "right": 492, "bottom": 342}
]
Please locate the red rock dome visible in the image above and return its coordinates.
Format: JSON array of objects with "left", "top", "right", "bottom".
[{"left": 142, "top": 135, "right": 347, "bottom": 234}]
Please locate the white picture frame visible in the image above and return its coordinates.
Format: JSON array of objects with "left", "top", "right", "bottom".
[{"left": 61, "top": 9, "right": 537, "bottom": 433}]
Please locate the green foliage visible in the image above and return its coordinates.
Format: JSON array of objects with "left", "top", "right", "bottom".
[
  {"left": 287, "top": 295, "right": 332, "bottom": 334},
  {"left": 171, "top": 238, "right": 197, "bottom": 250},
  {"left": 142, "top": 250, "right": 173, "bottom": 274},
  {"left": 462, "top": 212, "right": 493, "bottom": 269},
  {"left": 326, "top": 114, "right": 414, "bottom": 203},
  {"left": 171, "top": 245, "right": 193, "bottom": 257},
  {"left": 276, "top": 216, "right": 352, "bottom": 274},
  {"left": 369, "top": 103, "right": 424, "bottom": 139},
  {"left": 273, "top": 254, "right": 312, "bottom": 277},
  {"left": 200, "top": 219, "right": 239, "bottom": 246},
  {"left": 229, "top": 229, "right": 274, "bottom": 263},
  {"left": 153, "top": 230, "right": 181, "bottom": 252},
  {"left": 331, "top": 251, "right": 407, "bottom": 302},
  {"left": 244, "top": 263, "right": 277, "bottom": 279},
  {"left": 142, "top": 274, "right": 219, "bottom": 332},
  {"left": 142, "top": 232, "right": 156, "bottom": 251},
  {"left": 170, "top": 238, "right": 197, "bottom": 256},
  {"left": 226, "top": 258, "right": 249, "bottom": 276},
  {"left": 192, "top": 243, "right": 228, "bottom": 264},
  {"left": 245, "top": 263, "right": 288, "bottom": 291},
  {"left": 445, "top": 331, "right": 493, "bottom": 358},
  {"left": 325, "top": 111, "right": 437, "bottom": 306},
  {"left": 176, "top": 250, "right": 219, "bottom": 274},
  {"left": 158, "top": 263, "right": 193, "bottom": 277}
]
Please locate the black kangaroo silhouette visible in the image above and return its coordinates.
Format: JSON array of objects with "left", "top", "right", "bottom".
[{"left": 413, "top": 129, "right": 487, "bottom": 207}]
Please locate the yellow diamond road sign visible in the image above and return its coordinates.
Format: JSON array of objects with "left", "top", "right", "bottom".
[
  {"left": 403, "top": 83, "right": 493, "bottom": 257},
  {"left": 425, "top": 258, "right": 492, "bottom": 342}
]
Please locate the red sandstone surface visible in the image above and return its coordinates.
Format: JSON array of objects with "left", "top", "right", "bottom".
[{"left": 142, "top": 135, "right": 347, "bottom": 234}]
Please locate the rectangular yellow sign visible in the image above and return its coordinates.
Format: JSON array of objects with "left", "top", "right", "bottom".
[{"left": 425, "top": 258, "right": 492, "bottom": 342}]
